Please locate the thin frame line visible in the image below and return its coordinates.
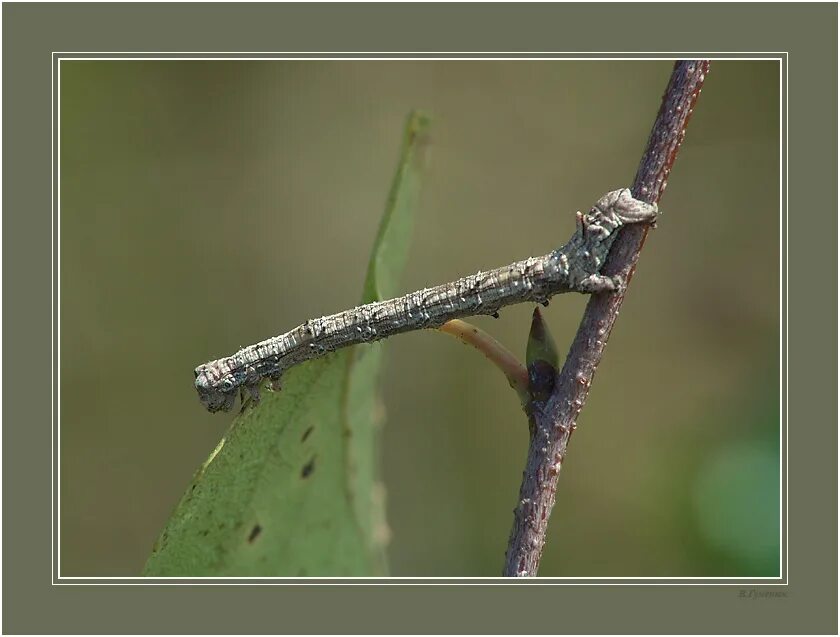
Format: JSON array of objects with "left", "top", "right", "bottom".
[{"left": 53, "top": 53, "right": 787, "bottom": 585}]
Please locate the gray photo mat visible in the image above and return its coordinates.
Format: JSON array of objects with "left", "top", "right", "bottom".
[{"left": 3, "top": 2, "right": 835, "bottom": 634}]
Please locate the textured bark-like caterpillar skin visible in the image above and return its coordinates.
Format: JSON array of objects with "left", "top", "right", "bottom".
[{"left": 195, "top": 189, "right": 658, "bottom": 412}]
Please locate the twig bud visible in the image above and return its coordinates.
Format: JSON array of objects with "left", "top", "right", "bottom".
[{"left": 526, "top": 307, "right": 559, "bottom": 404}]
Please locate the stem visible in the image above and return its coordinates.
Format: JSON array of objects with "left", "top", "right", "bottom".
[
  {"left": 439, "top": 320, "right": 529, "bottom": 408},
  {"left": 503, "top": 61, "right": 711, "bottom": 577}
]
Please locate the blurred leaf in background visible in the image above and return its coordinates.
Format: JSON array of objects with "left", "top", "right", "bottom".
[
  {"left": 691, "top": 367, "right": 781, "bottom": 577},
  {"left": 142, "top": 112, "right": 430, "bottom": 576}
]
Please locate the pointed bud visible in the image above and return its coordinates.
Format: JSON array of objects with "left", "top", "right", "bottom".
[
  {"left": 526, "top": 307, "right": 559, "bottom": 404},
  {"left": 526, "top": 307, "right": 559, "bottom": 370}
]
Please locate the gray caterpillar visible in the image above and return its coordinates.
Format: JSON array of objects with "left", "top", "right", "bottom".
[{"left": 195, "top": 188, "right": 659, "bottom": 412}]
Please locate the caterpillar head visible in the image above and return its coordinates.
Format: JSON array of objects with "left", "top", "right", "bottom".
[{"left": 194, "top": 364, "right": 237, "bottom": 412}]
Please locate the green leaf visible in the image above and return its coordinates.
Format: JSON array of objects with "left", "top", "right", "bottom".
[
  {"left": 143, "top": 111, "right": 431, "bottom": 577},
  {"left": 363, "top": 111, "right": 431, "bottom": 304}
]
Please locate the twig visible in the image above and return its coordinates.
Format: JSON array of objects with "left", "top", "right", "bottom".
[
  {"left": 503, "top": 60, "right": 711, "bottom": 577},
  {"left": 439, "top": 320, "right": 530, "bottom": 408}
]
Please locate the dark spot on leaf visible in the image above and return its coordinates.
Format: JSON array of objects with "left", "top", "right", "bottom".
[
  {"left": 248, "top": 524, "right": 262, "bottom": 543},
  {"left": 301, "top": 426, "right": 314, "bottom": 442},
  {"left": 301, "top": 457, "right": 316, "bottom": 478},
  {"left": 200, "top": 529, "right": 209, "bottom": 536}
]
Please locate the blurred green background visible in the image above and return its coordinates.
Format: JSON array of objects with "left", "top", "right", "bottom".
[{"left": 60, "top": 60, "right": 780, "bottom": 577}]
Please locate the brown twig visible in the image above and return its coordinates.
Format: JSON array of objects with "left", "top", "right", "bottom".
[{"left": 503, "top": 60, "right": 711, "bottom": 577}]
